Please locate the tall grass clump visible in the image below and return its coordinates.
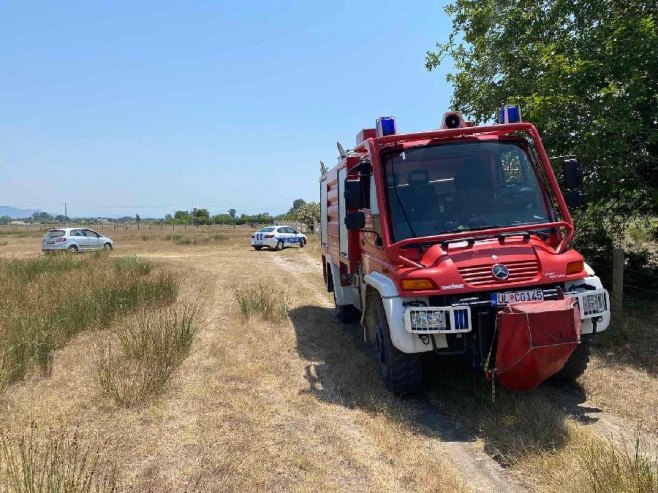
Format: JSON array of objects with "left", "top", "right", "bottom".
[
  {"left": 98, "top": 303, "right": 200, "bottom": 407},
  {"left": 580, "top": 433, "right": 658, "bottom": 493},
  {"left": 0, "top": 424, "right": 117, "bottom": 492},
  {"left": 1, "top": 254, "right": 83, "bottom": 282},
  {"left": 0, "top": 255, "right": 179, "bottom": 390},
  {"left": 234, "top": 282, "right": 290, "bottom": 321}
]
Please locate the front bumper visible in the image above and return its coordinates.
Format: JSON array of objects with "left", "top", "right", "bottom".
[{"left": 403, "top": 285, "right": 610, "bottom": 335}]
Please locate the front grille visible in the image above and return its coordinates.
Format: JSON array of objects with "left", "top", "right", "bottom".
[{"left": 458, "top": 259, "right": 539, "bottom": 286}]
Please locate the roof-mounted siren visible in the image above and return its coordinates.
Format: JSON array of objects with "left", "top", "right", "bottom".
[
  {"left": 441, "top": 111, "right": 465, "bottom": 129},
  {"left": 376, "top": 116, "right": 396, "bottom": 137},
  {"left": 498, "top": 104, "right": 522, "bottom": 124}
]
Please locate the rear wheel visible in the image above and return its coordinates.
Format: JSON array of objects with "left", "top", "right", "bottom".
[
  {"left": 375, "top": 298, "right": 423, "bottom": 396},
  {"left": 67, "top": 245, "right": 79, "bottom": 254},
  {"left": 333, "top": 290, "right": 360, "bottom": 323},
  {"left": 253, "top": 246, "right": 263, "bottom": 251},
  {"left": 274, "top": 240, "right": 284, "bottom": 251},
  {"left": 550, "top": 336, "right": 592, "bottom": 383}
]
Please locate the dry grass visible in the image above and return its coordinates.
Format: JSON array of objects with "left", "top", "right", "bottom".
[
  {"left": 234, "top": 281, "right": 290, "bottom": 320},
  {"left": 98, "top": 303, "right": 200, "bottom": 407},
  {"left": 0, "top": 254, "right": 178, "bottom": 389},
  {"left": 0, "top": 424, "right": 117, "bottom": 492},
  {"left": 0, "top": 228, "right": 655, "bottom": 491}
]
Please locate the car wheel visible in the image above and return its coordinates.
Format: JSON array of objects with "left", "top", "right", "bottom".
[
  {"left": 274, "top": 240, "right": 284, "bottom": 251},
  {"left": 299, "top": 238, "right": 306, "bottom": 248},
  {"left": 103, "top": 243, "right": 113, "bottom": 250},
  {"left": 253, "top": 246, "right": 263, "bottom": 251},
  {"left": 375, "top": 298, "right": 423, "bottom": 397},
  {"left": 67, "top": 245, "right": 79, "bottom": 254}
]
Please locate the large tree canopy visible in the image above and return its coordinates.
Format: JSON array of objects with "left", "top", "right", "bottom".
[{"left": 427, "top": 0, "right": 658, "bottom": 230}]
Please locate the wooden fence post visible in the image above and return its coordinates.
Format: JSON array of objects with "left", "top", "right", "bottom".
[{"left": 612, "top": 248, "right": 624, "bottom": 327}]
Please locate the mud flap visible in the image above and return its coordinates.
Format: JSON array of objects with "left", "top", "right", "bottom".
[{"left": 495, "top": 297, "right": 582, "bottom": 391}]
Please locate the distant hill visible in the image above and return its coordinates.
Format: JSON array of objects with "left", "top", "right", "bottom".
[{"left": 0, "top": 206, "right": 42, "bottom": 219}]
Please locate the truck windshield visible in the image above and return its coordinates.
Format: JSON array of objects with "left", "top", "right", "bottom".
[{"left": 383, "top": 140, "right": 554, "bottom": 241}]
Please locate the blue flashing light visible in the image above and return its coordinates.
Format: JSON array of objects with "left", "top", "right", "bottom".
[
  {"left": 498, "top": 104, "right": 522, "bottom": 124},
  {"left": 376, "top": 116, "right": 397, "bottom": 137}
]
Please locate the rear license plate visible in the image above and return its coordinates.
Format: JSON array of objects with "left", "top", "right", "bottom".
[
  {"left": 492, "top": 289, "right": 544, "bottom": 306},
  {"left": 46, "top": 241, "right": 55, "bottom": 244}
]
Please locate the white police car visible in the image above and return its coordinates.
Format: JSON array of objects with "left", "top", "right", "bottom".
[{"left": 251, "top": 226, "right": 307, "bottom": 251}]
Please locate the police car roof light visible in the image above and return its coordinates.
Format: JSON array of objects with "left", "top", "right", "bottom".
[
  {"left": 376, "top": 117, "right": 396, "bottom": 137},
  {"left": 498, "top": 105, "right": 522, "bottom": 124}
]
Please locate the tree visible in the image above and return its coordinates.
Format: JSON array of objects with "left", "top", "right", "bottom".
[
  {"left": 191, "top": 208, "right": 211, "bottom": 225},
  {"left": 135, "top": 214, "right": 141, "bottom": 223},
  {"left": 427, "top": 0, "right": 658, "bottom": 257},
  {"left": 173, "top": 210, "right": 191, "bottom": 224},
  {"left": 55, "top": 214, "right": 69, "bottom": 223},
  {"left": 228, "top": 209, "right": 236, "bottom": 219},
  {"left": 294, "top": 202, "right": 320, "bottom": 231},
  {"left": 287, "top": 199, "right": 307, "bottom": 217},
  {"left": 32, "top": 211, "right": 54, "bottom": 223}
]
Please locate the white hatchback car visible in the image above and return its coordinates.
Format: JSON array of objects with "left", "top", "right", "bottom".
[
  {"left": 251, "top": 226, "right": 307, "bottom": 251},
  {"left": 42, "top": 228, "right": 114, "bottom": 253}
]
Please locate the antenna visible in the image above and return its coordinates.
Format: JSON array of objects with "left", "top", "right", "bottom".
[{"left": 336, "top": 141, "right": 347, "bottom": 159}]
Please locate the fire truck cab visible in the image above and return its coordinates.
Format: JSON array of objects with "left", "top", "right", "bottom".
[{"left": 320, "top": 108, "right": 610, "bottom": 395}]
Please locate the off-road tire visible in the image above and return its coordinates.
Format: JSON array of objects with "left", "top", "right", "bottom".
[
  {"left": 375, "top": 299, "right": 423, "bottom": 396},
  {"left": 274, "top": 241, "right": 284, "bottom": 251},
  {"left": 67, "top": 245, "right": 79, "bottom": 254},
  {"left": 333, "top": 291, "right": 360, "bottom": 323},
  {"left": 550, "top": 336, "right": 592, "bottom": 383},
  {"left": 253, "top": 246, "right": 263, "bottom": 251}
]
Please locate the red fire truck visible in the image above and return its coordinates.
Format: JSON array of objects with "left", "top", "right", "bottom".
[{"left": 320, "top": 108, "right": 610, "bottom": 395}]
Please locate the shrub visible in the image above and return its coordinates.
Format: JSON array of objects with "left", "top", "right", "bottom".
[
  {"left": 234, "top": 282, "right": 290, "bottom": 321},
  {"left": 98, "top": 303, "right": 200, "bottom": 407}
]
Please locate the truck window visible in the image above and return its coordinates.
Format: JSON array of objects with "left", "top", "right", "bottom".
[{"left": 383, "top": 141, "right": 553, "bottom": 241}]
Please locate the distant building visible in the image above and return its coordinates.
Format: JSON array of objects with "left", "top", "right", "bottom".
[{"left": 9, "top": 220, "right": 28, "bottom": 225}]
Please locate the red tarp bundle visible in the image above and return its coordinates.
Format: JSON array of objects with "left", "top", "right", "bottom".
[{"left": 495, "top": 297, "right": 582, "bottom": 391}]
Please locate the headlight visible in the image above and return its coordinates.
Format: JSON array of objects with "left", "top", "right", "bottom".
[{"left": 409, "top": 310, "right": 446, "bottom": 329}]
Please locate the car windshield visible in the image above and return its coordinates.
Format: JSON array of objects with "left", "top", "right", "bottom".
[
  {"left": 383, "top": 140, "right": 554, "bottom": 241},
  {"left": 258, "top": 227, "right": 275, "bottom": 232},
  {"left": 44, "top": 230, "right": 65, "bottom": 238}
]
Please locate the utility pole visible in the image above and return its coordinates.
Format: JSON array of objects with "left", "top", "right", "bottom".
[{"left": 64, "top": 203, "right": 68, "bottom": 226}]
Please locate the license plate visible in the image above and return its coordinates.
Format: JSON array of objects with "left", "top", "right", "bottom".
[
  {"left": 492, "top": 289, "right": 544, "bottom": 306},
  {"left": 254, "top": 241, "right": 262, "bottom": 245},
  {"left": 46, "top": 241, "right": 55, "bottom": 244}
]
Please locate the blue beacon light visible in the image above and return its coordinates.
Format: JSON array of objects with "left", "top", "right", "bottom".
[
  {"left": 376, "top": 116, "right": 397, "bottom": 137},
  {"left": 498, "top": 105, "right": 522, "bottom": 124}
]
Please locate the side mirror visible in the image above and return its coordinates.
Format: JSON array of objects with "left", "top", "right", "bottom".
[
  {"left": 344, "top": 180, "right": 363, "bottom": 209},
  {"left": 562, "top": 159, "right": 582, "bottom": 190},
  {"left": 564, "top": 190, "right": 586, "bottom": 209},
  {"left": 345, "top": 212, "right": 366, "bottom": 230}
]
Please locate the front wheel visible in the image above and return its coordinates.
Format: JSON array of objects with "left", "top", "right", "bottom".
[
  {"left": 299, "top": 238, "right": 306, "bottom": 248},
  {"left": 103, "top": 243, "right": 113, "bottom": 251},
  {"left": 375, "top": 299, "right": 423, "bottom": 396},
  {"left": 550, "top": 336, "right": 592, "bottom": 383}
]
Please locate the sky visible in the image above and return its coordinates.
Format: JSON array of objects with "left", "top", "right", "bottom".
[{"left": 0, "top": 1, "right": 454, "bottom": 218}]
